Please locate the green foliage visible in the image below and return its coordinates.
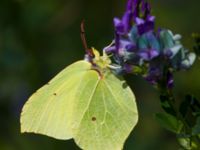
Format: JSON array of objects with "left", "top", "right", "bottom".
[
  {"left": 192, "top": 33, "right": 200, "bottom": 59},
  {"left": 192, "top": 117, "right": 200, "bottom": 135},
  {"left": 178, "top": 137, "right": 198, "bottom": 150},
  {"left": 155, "top": 112, "right": 183, "bottom": 134},
  {"left": 159, "top": 94, "right": 176, "bottom": 116}
]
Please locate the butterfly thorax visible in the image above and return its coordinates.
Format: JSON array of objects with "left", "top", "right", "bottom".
[{"left": 85, "top": 48, "right": 111, "bottom": 77}]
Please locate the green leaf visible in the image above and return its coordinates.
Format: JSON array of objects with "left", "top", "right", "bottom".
[
  {"left": 179, "top": 95, "right": 192, "bottom": 118},
  {"left": 155, "top": 112, "right": 183, "bottom": 133},
  {"left": 178, "top": 137, "right": 198, "bottom": 150},
  {"left": 192, "top": 33, "right": 200, "bottom": 58},
  {"left": 179, "top": 95, "right": 200, "bottom": 119},
  {"left": 159, "top": 95, "right": 176, "bottom": 116},
  {"left": 192, "top": 117, "right": 200, "bottom": 135},
  {"left": 20, "top": 60, "right": 138, "bottom": 150},
  {"left": 183, "top": 95, "right": 200, "bottom": 117}
]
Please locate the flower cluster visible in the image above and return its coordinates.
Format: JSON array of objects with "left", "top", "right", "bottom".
[{"left": 104, "top": 0, "right": 196, "bottom": 88}]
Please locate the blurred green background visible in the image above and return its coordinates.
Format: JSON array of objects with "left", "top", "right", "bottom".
[{"left": 0, "top": 0, "right": 199, "bottom": 149}]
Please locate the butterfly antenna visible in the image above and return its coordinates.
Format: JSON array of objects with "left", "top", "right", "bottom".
[{"left": 80, "top": 20, "right": 94, "bottom": 58}]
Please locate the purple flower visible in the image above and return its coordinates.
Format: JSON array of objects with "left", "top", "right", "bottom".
[
  {"left": 115, "top": 31, "right": 120, "bottom": 52},
  {"left": 113, "top": 18, "right": 126, "bottom": 34},
  {"left": 114, "top": 0, "right": 135, "bottom": 34},
  {"left": 104, "top": 45, "right": 116, "bottom": 53},
  {"left": 163, "top": 48, "right": 173, "bottom": 58},
  {"left": 136, "top": 16, "right": 155, "bottom": 35},
  {"left": 127, "top": 0, "right": 134, "bottom": 10},
  {"left": 114, "top": 12, "right": 133, "bottom": 35},
  {"left": 118, "top": 40, "right": 133, "bottom": 54},
  {"left": 104, "top": 32, "right": 136, "bottom": 55},
  {"left": 138, "top": 49, "right": 159, "bottom": 61},
  {"left": 124, "top": 64, "right": 134, "bottom": 73},
  {"left": 167, "top": 71, "right": 174, "bottom": 89},
  {"left": 133, "top": 0, "right": 141, "bottom": 18},
  {"left": 104, "top": 0, "right": 196, "bottom": 90},
  {"left": 145, "top": 67, "right": 161, "bottom": 85},
  {"left": 141, "top": 1, "right": 151, "bottom": 18},
  {"left": 114, "top": 0, "right": 155, "bottom": 35}
]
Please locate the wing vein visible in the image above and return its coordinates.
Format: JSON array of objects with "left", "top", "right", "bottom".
[{"left": 75, "top": 75, "right": 100, "bottom": 133}]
